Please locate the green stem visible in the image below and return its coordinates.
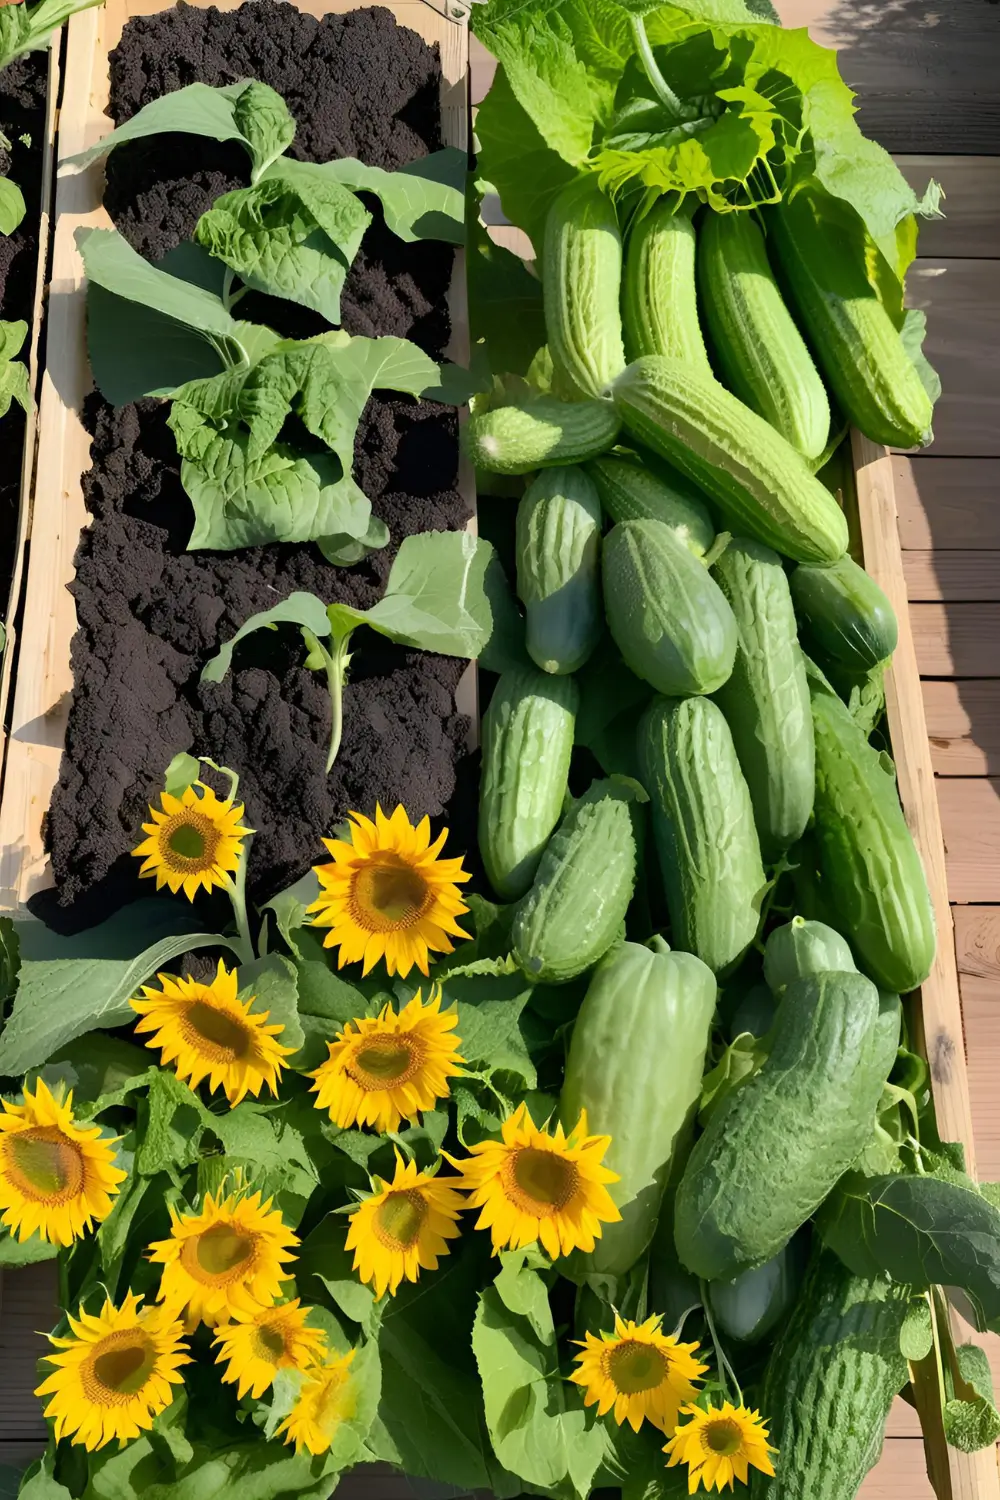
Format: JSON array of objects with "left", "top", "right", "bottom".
[
  {"left": 221, "top": 840, "right": 255, "bottom": 965},
  {"left": 702, "top": 530, "right": 732, "bottom": 571},
  {"left": 700, "top": 1280, "right": 743, "bottom": 1407},
  {"left": 630, "top": 14, "right": 685, "bottom": 120},
  {"left": 324, "top": 632, "right": 353, "bottom": 774},
  {"left": 199, "top": 757, "right": 240, "bottom": 807}
]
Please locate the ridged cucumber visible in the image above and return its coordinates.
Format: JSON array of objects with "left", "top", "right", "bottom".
[
  {"left": 698, "top": 209, "right": 830, "bottom": 462},
  {"left": 612, "top": 357, "right": 849, "bottom": 564},
  {"left": 586, "top": 453, "right": 716, "bottom": 559},
  {"left": 543, "top": 176, "right": 626, "bottom": 398},
  {"left": 516, "top": 466, "right": 603, "bottom": 675},
  {"left": 712, "top": 537, "right": 814, "bottom": 860},
  {"left": 763, "top": 915, "right": 856, "bottom": 993},
  {"left": 478, "top": 668, "right": 578, "bottom": 901},
  {"left": 465, "top": 395, "right": 621, "bottom": 476},
  {"left": 640, "top": 695, "right": 766, "bottom": 974},
  {"left": 604, "top": 519, "right": 737, "bottom": 697},
  {"left": 622, "top": 199, "right": 713, "bottom": 375},
  {"left": 790, "top": 554, "right": 898, "bottom": 674}
]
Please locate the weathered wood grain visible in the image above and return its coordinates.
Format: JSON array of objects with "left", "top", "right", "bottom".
[
  {"left": 923, "top": 681, "right": 1000, "bottom": 777},
  {"left": 912, "top": 604, "right": 1000, "bottom": 678},
  {"left": 858, "top": 1440, "right": 936, "bottom": 1499},
  {"left": 903, "top": 262, "right": 1000, "bottom": 459},
  {"left": 903, "top": 552, "right": 1000, "bottom": 602},
  {"left": 937, "top": 779, "right": 1000, "bottom": 904},
  {"left": 894, "top": 460, "right": 1000, "bottom": 552},
  {"left": 899, "top": 157, "right": 1000, "bottom": 261},
  {"left": 955, "top": 907, "right": 1000, "bottom": 984}
]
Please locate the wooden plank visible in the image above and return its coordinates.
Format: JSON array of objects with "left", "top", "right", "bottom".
[
  {"left": 899, "top": 158, "right": 1000, "bottom": 262},
  {"left": 937, "top": 780, "right": 1000, "bottom": 905},
  {"left": 894, "top": 460, "right": 1000, "bottom": 552},
  {"left": 963, "top": 972, "right": 1000, "bottom": 1183},
  {"left": 955, "top": 908, "right": 1000, "bottom": 985},
  {"left": 859, "top": 1440, "right": 936, "bottom": 1499},
  {"left": 903, "top": 552, "right": 1000, "bottom": 603},
  {"left": 0, "top": 1263, "right": 55, "bottom": 1442},
  {"left": 923, "top": 681, "right": 1000, "bottom": 778},
  {"left": 902, "top": 262, "right": 1000, "bottom": 460},
  {"left": 912, "top": 604, "right": 1000, "bottom": 679},
  {"left": 0, "top": 0, "right": 472, "bottom": 917}
]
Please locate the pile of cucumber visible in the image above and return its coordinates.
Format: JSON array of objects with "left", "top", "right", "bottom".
[{"left": 468, "top": 178, "right": 955, "bottom": 1495}]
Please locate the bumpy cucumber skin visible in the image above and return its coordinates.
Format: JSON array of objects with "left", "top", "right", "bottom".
[
  {"left": 478, "top": 668, "right": 578, "bottom": 902},
  {"left": 674, "top": 970, "right": 886, "bottom": 1280},
  {"left": 612, "top": 356, "right": 849, "bottom": 564},
  {"left": 763, "top": 915, "right": 857, "bottom": 993},
  {"left": 512, "top": 779, "right": 637, "bottom": 984},
  {"left": 543, "top": 177, "right": 626, "bottom": 398},
  {"left": 622, "top": 201, "right": 713, "bottom": 375},
  {"left": 712, "top": 537, "right": 814, "bottom": 860},
  {"left": 560, "top": 939, "right": 716, "bottom": 1275},
  {"left": 587, "top": 454, "right": 716, "bottom": 558},
  {"left": 698, "top": 209, "right": 830, "bottom": 463},
  {"left": 751, "top": 1249, "right": 909, "bottom": 1499},
  {"left": 516, "top": 466, "right": 603, "bottom": 676},
  {"left": 640, "top": 695, "right": 766, "bottom": 975},
  {"left": 768, "top": 186, "right": 933, "bottom": 450},
  {"left": 604, "top": 519, "right": 737, "bottom": 697},
  {"left": 790, "top": 553, "right": 899, "bottom": 673},
  {"left": 809, "top": 669, "right": 936, "bottom": 993},
  {"left": 465, "top": 396, "right": 621, "bottom": 476}
]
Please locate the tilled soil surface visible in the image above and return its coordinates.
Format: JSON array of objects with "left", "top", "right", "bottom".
[{"left": 39, "top": 3, "right": 475, "bottom": 933}]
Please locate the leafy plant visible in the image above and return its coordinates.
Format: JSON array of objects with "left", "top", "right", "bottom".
[{"left": 0, "top": 319, "right": 29, "bottom": 418}]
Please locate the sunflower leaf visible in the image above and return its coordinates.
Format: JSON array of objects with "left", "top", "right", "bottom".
[
  {"left": 236, "top": 952, "right": 304, "bottom": 1056},
  {"left": 0, "top": 1228, "right": 58, "bottom": 1266},
  {"left": 296, "top": 1212, "right": 381, "bottom": 1336}
]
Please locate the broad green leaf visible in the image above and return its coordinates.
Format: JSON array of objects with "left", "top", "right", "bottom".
[
  {"left": 38, "top": 1033, "right": 151, "bottom": 1112},
  {"left": 475, "top": 65, "right": 578, "bottom": 252},
  {"left": 467, "top": 194, "right": 545, "bottom": 381},
  {"left": 308, "top": 330, "right": 481, "bottom": 406},
  {"left": 163, "top": 751, "right": 201, "bottom": 798},
  {"left": 0, "top": 177, "right": 25, "bottom": 235},
  {"left": 271, "top": 148, "right": 466, "bottom": 245},
  {"left": 901, "top": 308, "right": 942, "bottom": 406},
  {"left": 7, "top": 1451, "right": 69, "bottom": 1500},
  {"left": 262, "top": 869, "right": 321, "bottom": 957},
  {"left": 136, "top": 1069, "right": 207, "bottom": 1176},
  {"left": 0, "top": 0, "right": 105, "bottom": 68},
  {"left": 97, "top": 1172, "right": 159, "bottom": 1297},
  {"left": 0, "top": 318, "right": 29, "bottom": 418},
  {"left": 232, "top": 81, "right": 297, "bottom": 181},
  {"left": 819, "top": 1172, "right": 1000, "bottom": 1334},
  {"left": 944, "top": 1343, "right": 1000, "bottom": 1454},
  {"left": 359, "top": 530, "right": 498, "bottom": 657},
  {"left": 0, "top": 1227, "right": 58, "bottom": 1266},
  {"left": 65, "top": 80, "right": 270, "bottom": 171},
  {"left": 438, "top": 970, "right": 534, "bottom": 1069},
  {"left": 194, "top": 173, "right": 371, "bottom": 324},
  {"left": 79, "top": 229, "right": 242, "bottom": 341},
  {"left": 236, "top": 952, "right": 304, "bottom": 1055},
  {"left": 201, "top": 593, "right": 329, "bottom": 684},
  {"left": 297, "top": 1213, "right": 379, "bottom": 1333}
]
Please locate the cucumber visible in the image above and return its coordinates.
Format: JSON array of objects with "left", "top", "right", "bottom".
[
  {"left": 674, "top": 970, "right": 887, "bottom": 1280},
  {"left": 560, "top": 937, "right": 716, "bottom": 1275},
  {"left": 763, "top": 916, "right": 856, "bottom": 994},
  {"left": 622, "top": 199, "right": 713, "bottom": 375},
  {"left": 808, "top": 662, "right": 936, "bottom": 993},
  {"left": 515, "top": 466, "right": 603, "bottom": 675},
  {"left": 729, "top": 983, "right": 776, "bottom": 1042},
  {"left": 790, "top": 554, "right": 898, "bottom": 674},
  {"left": 543, "top": 176, "right": 626, "bottom": 398},
  {"left": 612, "top": 356, "right": 849, "bottom": 564},
  {"left": 708, "top": 1237, "right": 807, "bottom": 1346},
  {"left": 512, "top": 778, "right": 637, "bottom": 984},
  {"left": 767, "top": 185, "right": 934, "bottom": 450},
  {"left": 711, "top": 537, "right": 814, "bottom": 860},
  {"left": 465, "top": 394, "right": 621, "bottom": 476},
  {"left": 751, "top": 1249, "right": 909, "bottom": 1498},
  {"left": 640, "top": 695, "right": 766, "bottom": 975},
  {"left": 698, "top": 209, "right": 830, "bottom": 462},
  {"left": 478, "top": 668, "right": 578, "bottom": 901},
  {"left": 586, "top": 453, "right": 716, "bottom": 559},
  {"left": 603, "top": 519, "right": 737, "bottom": 698}
]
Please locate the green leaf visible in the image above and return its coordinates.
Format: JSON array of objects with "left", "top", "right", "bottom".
[
  {"left": 359, "top": 530, "right": 499, "bottom": 658},
  {"left": 236, "top": 952, "right": 304, "bottom": 1055},
  {"left": 263, "top": 870, "right": 321, "bottom": 958},
  {"left": 195, "top": 173, "right": 371, "bottom": 323},
  {"left": 0, "top": 177, "right": 25, "bottom": 235},
  {"left": 698, "top": 1032, "right": 767, "bottom": 1125},
  {"left": 8, "top": 1450, "right": 69, "bottom": 1500},
  {"left": 819, "top": 1172, "right": 1000, "bottom": 1334},
  {"left": 0, "top": 910, "right": 238, "bottom": 1076},
  {"left": 297, "top": 1212, "right": 380, "bottom": 1333},
  {"left": 0, "top": 318, "right": 30, "bottom": 419},
  {"left": 295, "top": 957, "right": 370, "bottom": 1071},
  {"left": 201, "top": 593, "right": 330, "bottom": 685},
  {"left": 96, "top": 1172, "right": 158, "bottom": 1296},
  {"left": 163, "top": 751, "right": 201, "bottom": 798},
  {"left": 0, "top": 1227, "right": 58, "bottom": 1266},
  {"left": 136, "top": 1069, "right": 207, "bottom": 1177},
  {"left": 901, "top": 308, "right": 942, "bottom": 406},
  {"left": 269, "top": 149, "right": 467, "bottom": 245},
  {"left": 38, "top": 1032, "right": 151, "bottom": 1114},
  {"left": 440, "top": 970, "right": 534, "bottom": 1070},
  {"left": 944, "top": 1343, "right": 1000, "bottom": 1453},
  {"left": 474, "top": 64, "right": 579, "bottom": 251},
  {"left": 232, "top": 81, "right": 297, "bottom": 181},
  {"left": 467, "top": 189, "right": 545, "bottom": 383}
]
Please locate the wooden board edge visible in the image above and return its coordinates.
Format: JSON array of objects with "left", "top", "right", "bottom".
[
  {"left": 0, "top": 40, "right": 61, "bottom": 798},
  {"left": 0, "top": 0, "right": 472, "bottom": 918},
  {"left": 852, "top": 429, "right": 1000, "bottom": 1500}
]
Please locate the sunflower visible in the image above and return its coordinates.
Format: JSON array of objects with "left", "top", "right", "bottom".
[
  {"left": 131, "top": 959, "right": 293, "bottom": 1108},
  {"left": 0, "top": 1077, "right": 127, "bottom": 1246},
  {"left": 309, "top": 986, "right": 463, "bottom": 1134},
  {"left": 148, "top": 1188, "right": 298, "bottom": 1330},
  {"left": 308, "top": 805, "right": 470, "bottom": 977},
  {"left": 571, "top": 1313, "right": 708, "bottom": 1434},
  {"left": 35, "top": 1291, "right": 189, "bottom": 1451},
  {"left": 345, "top": 1152, "right": 464, "bottom": 1298},
  {"left": 664, "top": 1401, "right": 777, "bottom": 1492},
  {"left": 213, "top": 1299, "right": 326, "bottom": 1400},
  {"left": 445, "top": 1102, "right": 621, "bottom": 1259},
  {"left": 133, "top": 782, "right": 251, "bottom": 902},
  {"left": 276, "top": 1349, "right": 357, "bottom": 1456}
]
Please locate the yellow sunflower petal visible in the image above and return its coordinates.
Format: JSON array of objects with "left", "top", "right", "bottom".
[
  {"left": 275, "top": 1349, "right": 358, "bottom": 1456},
  {"left": 345, "top": 1152, "right": 464, "bottom": 1298},
  {"left": 131, "top": 784, "right": 250, "bottom": 902}
]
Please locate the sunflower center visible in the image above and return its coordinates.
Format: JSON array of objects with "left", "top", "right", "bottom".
[
  {"left": 353, "top": 1038, "right": 418, "bottom": 1087},
  {"left": 184, "top": 1000, "right": 252, "bottom": 1062},
  {"left": 82, "top": 1331, "right": 155, "bottom": 1404},
  {"left": 372, "top": 1189, "right": 428, "bottom": 1250},
  {"left": 702, "top": 1418, "right": 744, "bottom": 1457},
  {"left": 351, "top": 854, "right": 431, "bottom": 932},
  {"left": 160, "top": 811, "right": 220, "bottom": 874},
  {"left": 507, "top": 1147, "right": 579, "bottom": 1214},
  {"left": 605, "top": 1340, "right": 668, "bottom": 1396},
  {"left": 184, "top": 1223, "right": 256, "bottom": 1283},
  {"left": 5, "top": 1127, "right": 84, "bottom": 1203},
  {"left": 253, "top": 1323, "right": 287, "bottom": 1361}
]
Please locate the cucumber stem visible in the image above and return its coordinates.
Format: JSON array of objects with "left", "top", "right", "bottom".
[
  {"left": 700, "top": 1281, "right": 744, "bottom": 1407},
  {"left": 630, "top": 15, "right": 685, "bottom": 120}
]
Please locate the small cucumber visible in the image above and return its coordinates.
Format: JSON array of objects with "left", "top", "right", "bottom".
[
  {"left": 622, "top": 199, "right": 713, "bottom": 375},
  {"left": 465, "top": 395, "right": 621, "bottom": 476},
  {"left": 478, "top": 668, "right": 578, "bottom": 901},
  {"left": 763, "top": 915, "right": 856, "bottom": 994},
  {"left": 516, "top": 466, "right": 603, "bottom": 675},
  {"left": 708, "top": 1237, "right": 807, "bottom": 1346},
  {"left": 587, "top": 453, "right": 716, "bottom": 559},
  {"left": 543, "top": 176, "right": 626, "bottom": 398},
  {"left": 790, "top": 554, "right": 898, "bottom": 674}
]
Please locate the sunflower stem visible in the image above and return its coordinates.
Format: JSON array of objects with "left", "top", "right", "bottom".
[
  {"left": 319, "top": 630, "right": 353, "bottom": 775},
  {"left": 198, "top": 757, "right": 241, "bottom": 808},
  {"left": 630, "top": 15, "right": 685, "bottom": 120},
  {"left": 222, "top": 843, "right": 256, "bottom": 965},
  {"left": 700, "top": 1280, "right": 744, "bottom": 1407}
]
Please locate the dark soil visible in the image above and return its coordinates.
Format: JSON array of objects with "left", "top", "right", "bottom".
[
  {"left": 38, "top": 3, "right": 475, "bottom": 933},
  {"left": 0, "top": 52, "right": 48, "bottom": 617}
]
